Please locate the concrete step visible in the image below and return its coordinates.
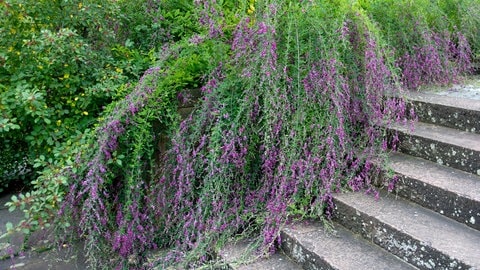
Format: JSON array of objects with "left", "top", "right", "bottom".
[
  {"left": 219, "top": 239, "right": 302, "bottom": 270},
  {"left": 280, "top": 220, "right": 417, "bottom": 270},
  {"left": 389, "top": 121, "right": 480, "bottom": 175},
  {"left": 333, "top": 192, "right": 480, "bottom": 270},
  {"left": 387, "top": 152, "right": 480, "bottom": 231},
  {"left": 405, "top": 91, "right": 480, "bottom": 134}
]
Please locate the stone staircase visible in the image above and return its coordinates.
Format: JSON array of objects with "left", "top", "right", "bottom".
[{"left": 221, "top": 90, "right": 480, "bottom": 269}]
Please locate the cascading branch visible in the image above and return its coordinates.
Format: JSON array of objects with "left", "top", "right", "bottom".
[
  {"left": 363, "top": 0, "right": 474, "bottom": 89},
  {"left": 49, "top": 0, "right": 476, "bottom": 269}
]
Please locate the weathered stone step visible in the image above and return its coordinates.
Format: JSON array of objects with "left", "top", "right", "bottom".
[
  {"left": 405, "top": 91, "right": 480, "bottom": 134},
  {"left": 280, "top": 220, "right": 417, "bottom": 270},
  {"left": 333, "top": 192, "right": 480, "bottom": 270},
  {"left": 389, "top": 121, "right": 480, "bottom": 175},
  {"left": 387, "top": 152, "right": 480, "bottom": 231},
  {"left": 219, "top": 239, "right": 302, "bottom": 270}
]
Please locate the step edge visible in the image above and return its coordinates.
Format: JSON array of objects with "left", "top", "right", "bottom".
[
  {"left": 218, "top": 238, "right": 302, "bottom": 270},
  {"left": 333, "top": 192, "right": 480, "bottom": 270},
  {"left": 388, "top": 153, "right": 480, "bottom": 200},
  {"left": 384, "top": 153, "right": 480, "bottom": 230},
  {"left": 405, "top": 91, "right": 480, "bottom": 112},
  {"left": 389, "top": 122, "right": 480, "bottom": 152},
  {"left": 281, "top": 221, "right": 416, "bottom": 270}
]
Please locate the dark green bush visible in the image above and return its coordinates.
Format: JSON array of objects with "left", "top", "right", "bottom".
[{"left": 0, "top": 0, "right": 159, "bottom": 191}]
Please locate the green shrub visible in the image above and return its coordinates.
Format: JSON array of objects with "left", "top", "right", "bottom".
[{"left": 0, "top": 0, "right": 155, "bottom": 191}]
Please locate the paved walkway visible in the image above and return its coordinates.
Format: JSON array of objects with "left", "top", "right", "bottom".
[
  {"left": 0, "top": 194, "right": 86, "bottom": 269},
  {"left": 425, "top": 75, "right": 480, "bottom": 100}
]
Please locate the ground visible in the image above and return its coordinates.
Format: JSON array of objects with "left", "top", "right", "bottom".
[{"left": 0, "top": 193, "right": 87, "bottom": 269}]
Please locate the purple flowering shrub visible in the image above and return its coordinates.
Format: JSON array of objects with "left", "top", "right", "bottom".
[
  {"left": 364, "top": 0, "right": 474, "bottom": 89},
  {"left": 150, "top": 1, "right": 411, "bottom": 266},
  {"left": 56, "top": 36, "right": 229, "bottom": 268},
  {"left": 398, "top": 30, "right": 472, "bottom": 89},
  {"left": 56, "top": 68, "right": 164, "bottom": 268}
]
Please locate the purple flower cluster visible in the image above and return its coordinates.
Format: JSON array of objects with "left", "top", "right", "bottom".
[
  {"left": 399, "top": 31, "right": 472, "bottom": 90},
  {"left": 60, "top": 67, "right": 163, "bottom": 268},
  {"left": 195, "top": 0, "right": 224, "bottom": 38}
]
